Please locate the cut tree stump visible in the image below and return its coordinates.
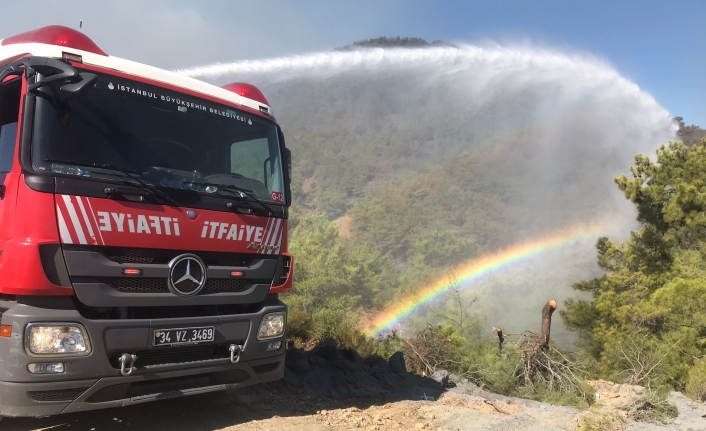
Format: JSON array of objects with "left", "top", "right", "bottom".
[
  {"left": 495, "top": 327, "right": 504, "bottom": 353},
  {"left": 540, "top": 299, "right": 557, "bottom": 350}
]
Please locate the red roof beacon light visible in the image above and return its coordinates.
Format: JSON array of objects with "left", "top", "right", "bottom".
[
  {"left": 1, "top": 25, "right": 108, "bottom": 56},
  {"left": 222, "top": 82, "right": 270, "bottom": 106}
]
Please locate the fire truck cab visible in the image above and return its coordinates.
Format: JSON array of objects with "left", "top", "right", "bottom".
[{"left": 0, "top": 25, "right": 292, "bottom": 418}]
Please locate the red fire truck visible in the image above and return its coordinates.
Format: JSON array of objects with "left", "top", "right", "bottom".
[{"left": 0, "top": 25, "right": 292, "bottom": 419}]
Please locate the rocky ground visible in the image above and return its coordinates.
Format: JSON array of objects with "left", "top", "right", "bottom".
[{"left": 7, "top": 341, "right": 706, "bottom": 431}]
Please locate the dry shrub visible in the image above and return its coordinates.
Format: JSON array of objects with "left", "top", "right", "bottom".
[
  {"left": 286, "top": 308, "right": 314, "bottom": 340},
  {"left": 627, "top": 387, "right": 678, "bottom": 424},
  {"left": 514, "top": 331, "right": 594, "bottom": 407},
  {"left": 686, "top": 359, "right": 706, "bottom": 402},
  {"left": 576, "top": 411, "right": 626, "bottom": 431},
  {"left": 402, "top": 324, "right": 466, "bottom": 376}
]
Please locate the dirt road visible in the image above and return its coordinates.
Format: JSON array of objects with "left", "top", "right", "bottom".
[
  {"left": 1, "top": 385, "right": 581, "bottom": 431},
  {"left": 6, "top": 342, "right": 706, "bottom": 431},
  {"left": 7, "top": 379, "right": 706, "bottom": 431}
]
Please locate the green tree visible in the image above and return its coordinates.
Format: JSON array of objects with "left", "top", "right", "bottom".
[
  {"left": 285, "top": 212, "right": 398, "bottom": 339},
  {"left": 562, "top": 141, "right": 706, "bottom": 389}
]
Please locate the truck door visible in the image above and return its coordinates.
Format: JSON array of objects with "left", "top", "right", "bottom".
[{"left": 0, "top": 77, "right": 21, "bottom": 255}]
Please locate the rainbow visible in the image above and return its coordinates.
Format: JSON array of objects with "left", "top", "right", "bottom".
[{"left": 365, "top": 221, "right": 608, "bottom": 337}]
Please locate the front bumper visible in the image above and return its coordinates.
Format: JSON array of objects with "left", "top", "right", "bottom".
[{"left": 0, "top": 297, "right": 285, "bottom": 418}]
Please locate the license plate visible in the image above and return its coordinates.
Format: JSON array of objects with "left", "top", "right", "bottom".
[{"left": 153, "top": 326, "right": 215, "bottom": 347}]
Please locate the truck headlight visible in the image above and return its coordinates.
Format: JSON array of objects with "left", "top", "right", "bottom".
[
  {"left": 257, "top": 313, "right": 285, "bottom": 340},
  {"left": 26, "top": 324, "right": 91, "bottom": 356}
]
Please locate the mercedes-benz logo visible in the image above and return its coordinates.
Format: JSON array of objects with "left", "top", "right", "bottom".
[{"left": 167, "top": 254, "right": 206, "bottom": 296}]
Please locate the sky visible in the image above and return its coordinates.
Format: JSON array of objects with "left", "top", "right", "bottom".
[{"left": 1, "top": 0, "right": 704, "bottom": 126}]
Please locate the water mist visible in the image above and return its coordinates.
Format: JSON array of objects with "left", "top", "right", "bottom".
[{"left": 178, "top": 44, "right": 675, "bottom": 343}]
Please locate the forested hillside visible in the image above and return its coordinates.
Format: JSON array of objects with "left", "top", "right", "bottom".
[
  {"left": 201, "top": 37, "right": 706, "bottom": 406},
  {"left": 336, "top": 36, "right": 455, "bottom": 50},
  {"left": 251, "top": 38, "right": 673, "bottom": 345},
  {"left": 675, "top": 117, "right": 706, "bottom": 146}
]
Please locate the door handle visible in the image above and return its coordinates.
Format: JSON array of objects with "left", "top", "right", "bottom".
[{"left": 0, "top": 185, "right": 5, "bottom": 200}]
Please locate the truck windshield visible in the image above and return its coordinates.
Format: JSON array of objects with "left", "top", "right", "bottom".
[{"left": 31, "top": 72, "right": 285, "bottom": 203}]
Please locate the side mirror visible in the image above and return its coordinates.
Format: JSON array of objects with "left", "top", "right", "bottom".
[
  {"left": 1, "top": 57, "right": 95, "bottom": 99},
  {"left": 60, "top": 73, "right": 97, "bottom": 97}
]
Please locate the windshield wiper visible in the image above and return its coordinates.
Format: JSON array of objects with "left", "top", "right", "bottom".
[
  {"left": 185, "top": 181, "right": 276, "bottom": 216},
  {"left": 43, "top": 159, "right": 177, "bottom": 206}
]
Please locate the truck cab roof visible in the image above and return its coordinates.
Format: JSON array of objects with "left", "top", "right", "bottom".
[{"left": 0, "top": 25, "right": 272, "bottom": 116}]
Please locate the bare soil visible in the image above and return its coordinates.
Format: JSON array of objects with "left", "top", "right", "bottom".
[{"left": 7, "top": 344, "right": 706, "bottom": 431}]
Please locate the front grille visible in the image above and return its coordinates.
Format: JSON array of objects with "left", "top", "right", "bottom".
[
  {"left": 87, "top": 246, "right": 266, "bottom": 266},
  {"left": 111, "top": 277, "right": 170, "bottom": 293},
  {"left": 89, "top": 303, "right": 249, "bottom": 320},
  {"left": 100, "top": 277, "right": 256, "bottom": 293},
  {"left": 29, "top": 387, "right": 89, "bottom": 402},
  {"left": 202, "top": 278, "right": 247, "bottom": 292},
  {"left": 109, "top": 345, "right": 233, "bottom": 368}
]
